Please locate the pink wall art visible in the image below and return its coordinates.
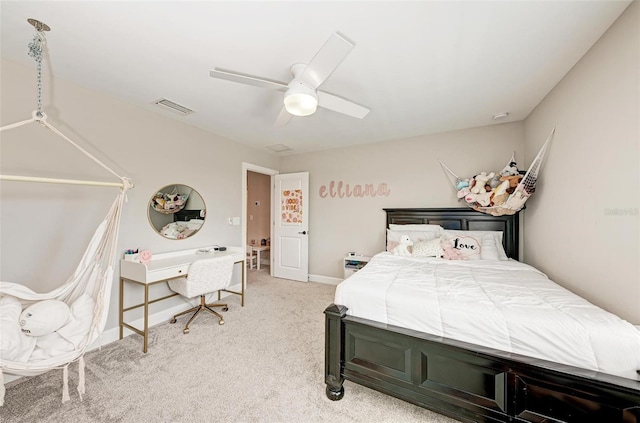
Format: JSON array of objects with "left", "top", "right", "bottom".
[{"left": 319, "top": 180, "right": 390, "bottom": 199}]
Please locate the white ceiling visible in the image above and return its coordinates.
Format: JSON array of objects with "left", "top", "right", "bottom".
[{"left": 1, "top": 1, "right": 631, "bottom": 155}]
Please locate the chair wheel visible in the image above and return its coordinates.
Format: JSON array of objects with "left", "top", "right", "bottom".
[
  {"left": 222, "top": 307, "right": 229, "bottom": 312},
  {"left": 183, "top": 328, "right": 189, "bottom": 334},
  {"left": 170, "top": 318, "right": 177, "bottom": 324},
  {"left": 219, "top": 320, "right": 225, "bottom": 325}
]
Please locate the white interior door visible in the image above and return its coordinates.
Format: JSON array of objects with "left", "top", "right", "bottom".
[{"left": 273, "top": 172, "right": 309, "bottom": 282}]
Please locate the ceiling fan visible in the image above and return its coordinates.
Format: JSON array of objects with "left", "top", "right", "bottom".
[{"left": 209, "top": 32, "right": 370, "bottom": 126}]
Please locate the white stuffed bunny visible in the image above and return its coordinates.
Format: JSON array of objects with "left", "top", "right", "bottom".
[{"left": 392, "top": 234, "right": 413, "bottom": 257}]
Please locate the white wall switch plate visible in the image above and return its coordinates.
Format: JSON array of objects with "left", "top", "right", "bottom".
[{"left": 232, "top": 216, "right": 240, "bottom": 226}]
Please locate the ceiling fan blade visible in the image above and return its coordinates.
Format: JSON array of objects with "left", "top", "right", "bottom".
[
  {"left": 274, "top": 106, "right": 293, "bottom": 127},
  {"left": 209, "top": 68, "right": 288, "bottom": 91},
  {"left": 299, "top": 32, "right": 354, "bottom": 90},
  {"left": 317, "top": 91, "right": 370, "bottom": 119}
]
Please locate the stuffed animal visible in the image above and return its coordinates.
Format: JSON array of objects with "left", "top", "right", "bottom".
[
  {"left": 471, "top": 172, "right": 495, "bottom": 194},
  {"left": 500, "top": 161, "right": 520, "bottom": 177},
  {"left": 455, "top": 179, "right": 470, "bottom": 190},
  {"left": 465, "top": 192, "right": 492, "bottom": 207},
  {"left": 391, "top": 234, "right": 413, "bottom": 257},
  {"left": 494, "top": 179, "right": 510, "bottom": 195},
  {"left": 441, "top": 241, "right": 466, "bottom": 260},
  {"left": 457, "top": 187, "right": 470, "bottom": 199},
  {"left": 491, "top": 192, "right": 509, "bottom": 207},
  {"left": 500, "top": 174, "right": 523, "bottom": 188},
  {"left": 152, "top": 193, "right": 166, "bottom": 209},
  {"left": 488, "top": 173, "right": 502, "bottom": 189}
]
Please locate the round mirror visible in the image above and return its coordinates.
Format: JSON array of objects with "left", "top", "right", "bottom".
[{"left": 148, "top": 184, "right": 206, "bottom": 240}]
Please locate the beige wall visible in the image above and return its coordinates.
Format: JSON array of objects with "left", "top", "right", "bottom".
[
  {"left": 0, "top": 59, "right": 279, "bottom": 330},
  {"left": 279, "top": 123, "right": 524, "bottom": 279},
  {"left": 523, "top": 2, "right": 639, "bottom": 323}
]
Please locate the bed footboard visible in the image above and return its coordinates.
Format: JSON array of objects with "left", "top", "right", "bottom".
[{"left": 324, "top": 304, "right": 640, "bottom": 422}]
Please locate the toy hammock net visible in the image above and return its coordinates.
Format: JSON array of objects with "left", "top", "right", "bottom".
[{"left": 439, "top": 128, "right": 554, "bottom": 217}]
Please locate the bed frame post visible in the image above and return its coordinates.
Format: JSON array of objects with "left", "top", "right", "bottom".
[{"left": 324, "top": 303, "right": 347, "bottom": 400}]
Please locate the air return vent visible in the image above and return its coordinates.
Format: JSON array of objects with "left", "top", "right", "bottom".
[
  {"left": 266, "top": 144, "right": 292, "bottom": 152},
  {"left": 153, "top": 98, "right": 194, "bottom": 115}
]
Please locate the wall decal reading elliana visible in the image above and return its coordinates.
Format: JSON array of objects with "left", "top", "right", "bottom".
[{"left": 319, "top": 180, "right": 390, "bottom": 199}]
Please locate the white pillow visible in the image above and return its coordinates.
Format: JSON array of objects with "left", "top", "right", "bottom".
[
  {"left": 57, "top": 293, "right": 96, "bottom": 348},
  {"left": 389, "top": 224, "right": 443, "bottom": 233},
  {"left": 19, "top": 299, "right": 70, "bottom": 337},
  {"left": 412, "top": 238, "right": 444, "bottom": 257},
  {"left": 442, "top": 230, "right": 508, "bottom": 260},
  {"left": 387, "top": 229, "right": 438, "bottom": 252},
  {"left": 478, "top": 235, "right": 502, "bottom": 260},
  {"left": 0, "top": 296, "right": 37, "bottom": 362},
  {"left": 32, "top": 332, "right": 75, "bottom": 361}
]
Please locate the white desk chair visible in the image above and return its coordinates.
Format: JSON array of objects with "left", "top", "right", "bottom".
[
  {"left": 168, "top": 255, "right": 235, "bottom": 334},
  {"left": 246, "top": 245, "right": 257, "bottom": 269}
]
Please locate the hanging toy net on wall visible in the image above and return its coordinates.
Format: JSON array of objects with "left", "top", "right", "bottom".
[{"left": 439, "top": 128, "right": 555, "bottom": 217}]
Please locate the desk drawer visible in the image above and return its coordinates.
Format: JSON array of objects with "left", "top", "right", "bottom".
[{"left": 148, "top": 264, "right": 189, "bottom": 283}]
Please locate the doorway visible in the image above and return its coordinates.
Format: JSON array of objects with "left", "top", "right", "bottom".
[
  {"left": 247, "top": 171, "right": 271, "bottom": 269},
  {"left": 242, "top": 163, "right": 278, "bottom": 278}
]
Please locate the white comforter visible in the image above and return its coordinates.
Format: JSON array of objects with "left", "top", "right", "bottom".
[{"left": 335, "top": 252, "right": 640, "bottom": 380}]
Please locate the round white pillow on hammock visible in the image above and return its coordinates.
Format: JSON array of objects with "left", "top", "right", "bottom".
[{"left": 19, "top": 299, "right": 70, "bottom": 337}]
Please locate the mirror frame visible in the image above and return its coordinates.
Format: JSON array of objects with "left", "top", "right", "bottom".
[{"left": 148, "top": 184, "right": 206, "bottom": 240}]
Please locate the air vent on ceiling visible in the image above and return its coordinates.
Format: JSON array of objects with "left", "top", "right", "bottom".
[
  {"left": 266, "top": 144, "right": 292, "bottom": 153},
  {"left": 153, "top": 98, "right": 194, "bottom": 115}
]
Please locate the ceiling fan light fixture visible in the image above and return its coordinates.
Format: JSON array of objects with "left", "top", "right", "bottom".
[{"left": 284, "top": 82, "right": 318, "bottom": 116}]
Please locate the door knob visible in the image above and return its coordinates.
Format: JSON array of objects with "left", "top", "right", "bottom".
[{"left": 298, "top": 231, "right": 307, "bottom": 235}]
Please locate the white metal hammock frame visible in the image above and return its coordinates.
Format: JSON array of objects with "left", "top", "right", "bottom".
[
  {"left": 0, "top": 112, "right": 133, "bottom": 405},
  {"left": 440, "top": 128, "right": 555, "bottom": 217}
]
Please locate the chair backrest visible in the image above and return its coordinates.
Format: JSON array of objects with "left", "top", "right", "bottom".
[{"left": 186, "top": 256, "right": 235, "bottom": 295}]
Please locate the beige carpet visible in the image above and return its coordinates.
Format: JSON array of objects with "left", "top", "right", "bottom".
[{"left": 1, "top": 269, "right": 458, "bottom": 423}]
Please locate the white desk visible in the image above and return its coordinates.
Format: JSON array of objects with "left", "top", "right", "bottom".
[
  {"left": 252, "top": 245, "right": 270, "bottom": 270},
  {"left": 119, "top": 246, "right": 244, "bottom": 352}
]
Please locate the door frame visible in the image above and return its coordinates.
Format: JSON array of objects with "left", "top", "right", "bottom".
[{"left": 242, "top": 163, "right": 278, "bottom": 277}]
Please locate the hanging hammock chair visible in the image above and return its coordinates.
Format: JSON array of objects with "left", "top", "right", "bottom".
[
  {"left": 440, "top": 128, "right": 554, "bottom": 217},
  {"left": 0, "top": 21, "right": 133, "bottom": 405},
  {"left": 0, "top": 116, "right": 133, "bottom": 405}
]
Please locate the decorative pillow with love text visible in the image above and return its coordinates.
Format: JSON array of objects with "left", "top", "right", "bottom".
[{"left": 446, "top": 236, "right": 481, "bottom": 260}]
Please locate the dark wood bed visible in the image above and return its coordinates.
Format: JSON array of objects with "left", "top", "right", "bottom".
[{"left": 324, "top": 208, "right": 640, "bottom": 422}]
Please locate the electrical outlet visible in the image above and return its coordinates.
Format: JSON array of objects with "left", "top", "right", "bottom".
[{"left": 232, "top": 216, "right": 240, "bottom": 225}]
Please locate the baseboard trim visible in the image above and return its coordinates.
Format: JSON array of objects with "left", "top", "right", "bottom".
[
  {"left": 309, "top": 274, "right": 343, "bottom": 285},
  {"left": 4, "top": 284, "right": 242, "bottom": 385}
]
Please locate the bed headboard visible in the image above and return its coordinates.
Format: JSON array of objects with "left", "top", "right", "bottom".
[
  {"left": 174, "top": 209, "right": 202, "bottom": 222},
  {"left": 384, "top": 208, "right": 519, "bottom": 260}
]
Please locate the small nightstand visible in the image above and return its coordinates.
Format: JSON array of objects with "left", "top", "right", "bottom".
[{"left": 343, "top": 255, "right": 372, "bottom": 279}]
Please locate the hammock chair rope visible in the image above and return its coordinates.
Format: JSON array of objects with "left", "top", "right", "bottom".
[{"left": 0, "top": 111, "right": 133, "bottom": 190}]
